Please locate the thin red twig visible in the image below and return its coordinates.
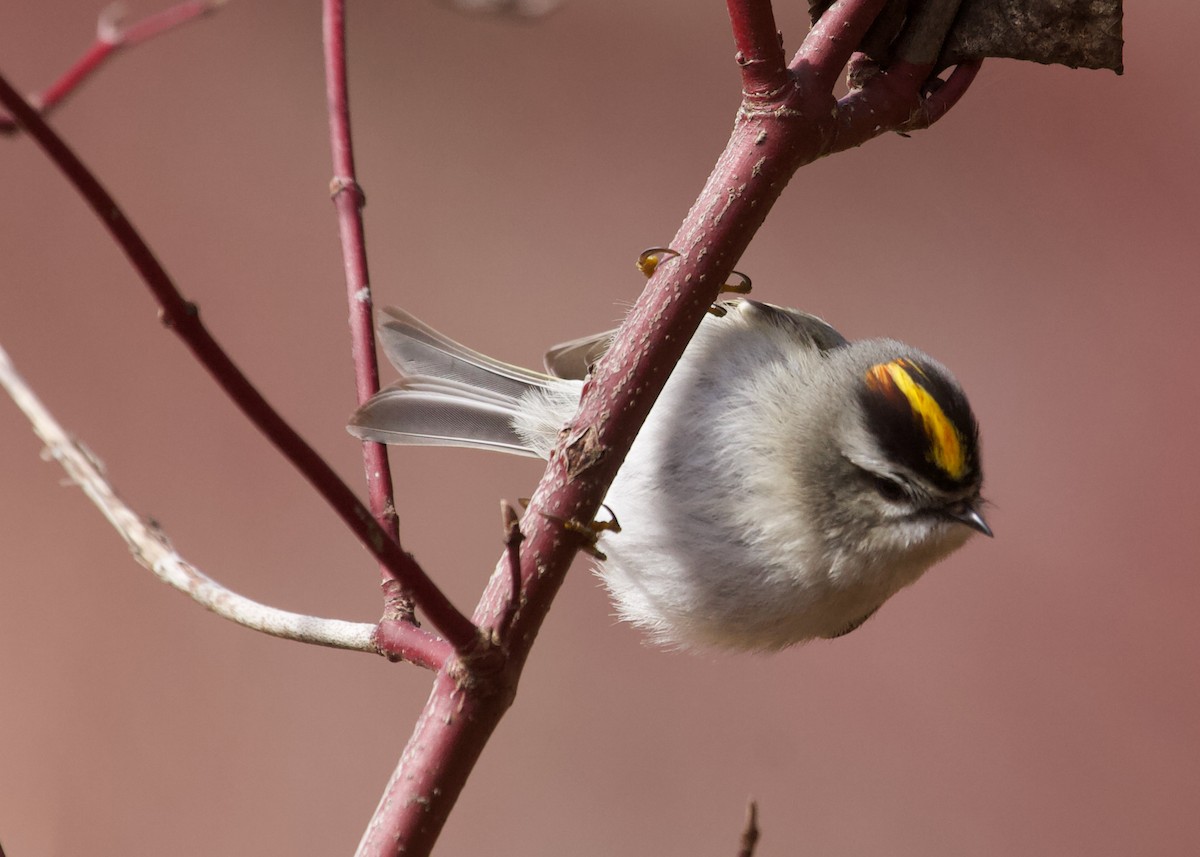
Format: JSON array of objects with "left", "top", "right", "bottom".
[
  {"left": 791, "top": 0, "right": 889, "bottom": 92},
  {"left": 322, "top": 0, "right": 416, "bottom": 623},
  {"left": 0, "top": 70, "right": 478, "bottom": 659},
  {"left": 0, "top": 0, "right": 224, "bottom": 134},
  {"left": 909, "top": 58, "right": 982, "bottom": 127},
  {"left": 725, "top": 0, "right": 788, "bottom": 98},
  {"left": 829, "top": 57, "right": 982, "bottom": 152}
]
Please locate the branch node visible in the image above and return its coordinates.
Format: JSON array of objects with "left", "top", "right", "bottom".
[
  {"left": 726, "top": 1, "right": 789, "bottom": 97},
  {"left": 381, "top": 576, "right": 419, "bottom": 625},
  {"left": 447, "top": 633, "right": 509, "bottom": 693},
  {"left": 329, "top": 175, "right": 367, "bottom": 207},
  {"left": 159, "top": 299, "right": 199, "bottom": 329}
]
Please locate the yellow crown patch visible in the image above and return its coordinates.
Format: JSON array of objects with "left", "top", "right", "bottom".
[{"left": 865, "top": 359, "right": 967, "bottom": 480}]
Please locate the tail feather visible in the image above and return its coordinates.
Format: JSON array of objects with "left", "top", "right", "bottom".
[
  {"left": 347, "top": 307, "right": 550, "bottom": 457},
  {"left": 375, "top": 307, "right": 551, "bottom": 403},
  {"left": 348, "top": 387, "right": 539, "bottom": 456}
]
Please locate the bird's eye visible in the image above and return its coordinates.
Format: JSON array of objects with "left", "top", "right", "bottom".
[{"left": 867, "top": 473, "right": 909, "bottom": 503}]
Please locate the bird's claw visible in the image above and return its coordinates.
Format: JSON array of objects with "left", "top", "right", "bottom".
[
  {"left": 540, "top": 504, "right": 622, "bottom": 560},
  {"left": 636, "top": 247, "right": 680, "bottom": 279},
  {"left": 637, "top": 247, "right": 751, "bottom": 316},
  {"left": 719, "top": 270, "right": 752, "bottom": 295}
]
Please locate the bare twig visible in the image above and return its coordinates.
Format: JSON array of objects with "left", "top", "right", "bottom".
[
  {"left": 903, "top": 57, "right": 982, "bottom": 129},
  {"left": 322, "top": 0, "right": 414, "bottom": 623},
  {"left": 0, "top": 1, "right": 226, "bottom": 135},
  {"left": 0, "top": 341, "right": 450, "bottom": 667},
  {"left": 830, "top": 55, "right": 982, "bottom": 150},
  {"left": 737, "top": 800, "right": 760, "bottom": 857},
  {"left": 0, "top": 69, "right": 482, "bottom": 655},
  {"left": 726, "top": 0, "right": 788, "bottom": 98}
]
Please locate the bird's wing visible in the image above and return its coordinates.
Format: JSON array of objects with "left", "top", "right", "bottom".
[
  {"left": 542, "top": 329, "right": 616, "bottom": 380},
  {"left": 543, "top": 299, "right": 848, "bottom": 379},
  {"left": 741, "top": 299, "right": 849, "bottom": 352}
]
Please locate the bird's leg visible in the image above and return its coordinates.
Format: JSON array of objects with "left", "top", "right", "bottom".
[{"left": 539, "top": 505, "right": 621, "bottom": 561}]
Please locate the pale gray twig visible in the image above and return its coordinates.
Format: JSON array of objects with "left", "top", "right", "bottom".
[{"left": 0, "top": 342, "right": 378, "bottom": 653}]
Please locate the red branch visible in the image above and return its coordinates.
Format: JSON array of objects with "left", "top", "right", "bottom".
[
  {"left": 373, "top": 621, "right": 452, "bottom": 668},
  {"left": 0, "top": 1, "right": 224, "bottom": 135},
  {"left": 792, "top": 0, "right": 889, "bottom": 91},
  {"left": 322, "top": 0, "right": 416, "bottom": 623},
  {"left": 829, "top": 57, "right": 983, "bottom": 152},
  {"left": 726, "top": 0, "right": 788, "bottom": 98},
  {"left": 0, "top": 70, "right": 476, "bottom": 661}
]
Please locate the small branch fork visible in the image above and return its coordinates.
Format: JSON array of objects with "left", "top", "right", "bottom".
[
  {"left": 0, "top": 1, "right": 225, "bottom": 135},
  {"left": 0, "top": 342, "right": 448, "bottom": 669}
]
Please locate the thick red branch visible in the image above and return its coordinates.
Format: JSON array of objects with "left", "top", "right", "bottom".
[
  {"left": 0, "top": 70, "right": 479, "bottom": 658},
  {"left": 355, "top": 666, "right": 517, "bottom": 857}
]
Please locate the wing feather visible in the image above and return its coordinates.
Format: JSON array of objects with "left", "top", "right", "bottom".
[{"left": 542, "top": 329, "right": 616, "bottom": 380}]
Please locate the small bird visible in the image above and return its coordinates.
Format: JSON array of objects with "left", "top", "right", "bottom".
[{"left": 349, "top": 294, "right": 990, "bottom": 652}]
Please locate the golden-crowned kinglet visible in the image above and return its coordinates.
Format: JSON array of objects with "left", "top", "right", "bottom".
[{"left": 349, "top": 299, "right": 990, "bottom": 651}]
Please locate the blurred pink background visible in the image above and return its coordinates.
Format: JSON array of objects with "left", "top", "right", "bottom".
[{"left": 2, "top": 1, "right": 1196, "bottom": 854}]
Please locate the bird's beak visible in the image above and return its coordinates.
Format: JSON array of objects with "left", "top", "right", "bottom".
[{"left": 947, "top": 503, "right": 993, "bottom": 538}]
